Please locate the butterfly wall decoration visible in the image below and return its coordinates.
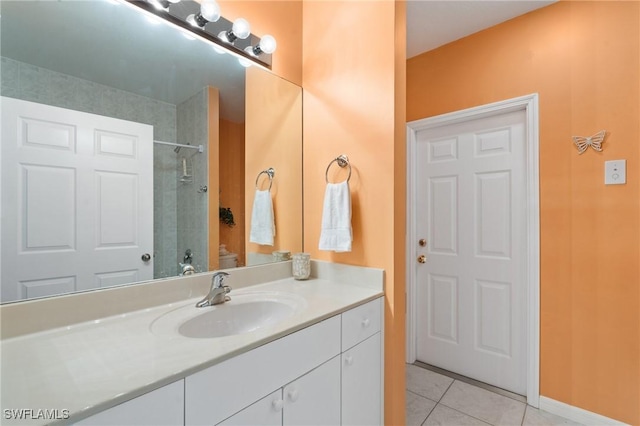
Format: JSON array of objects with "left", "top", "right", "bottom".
[{"left": 572, "top": 130, "right": 606, "bottom": 154}]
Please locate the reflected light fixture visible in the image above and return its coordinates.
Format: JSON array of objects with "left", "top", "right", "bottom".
[
  {"left": 245, "top": 34, "right": 277, "bottom": 56},
  {"left": 186, "top": 0, "right": 220, "bottom": 28},
  {"left": 238, "top": 57, "right": 253, "bottom": 68},
  {"left": 218, "top": 18, "right": 250, "bottom": 44},
  {"left": 149, "top": 0, "right": 180, "bottom": 12},
  {"left": 128, "top": 0, "right": 275, "bottom": 69}
]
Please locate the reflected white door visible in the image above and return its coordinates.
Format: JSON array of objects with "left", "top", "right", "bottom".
[
  {"left": 1, "top": 97, "right": 153, "bottom": 302},
  {"left": 415, "top": 109, "right": 527, "bottom": 395}
]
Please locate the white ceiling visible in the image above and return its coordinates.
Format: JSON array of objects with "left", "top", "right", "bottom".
[{"left": 407, "top": 0, "right": 557, "bottom": 58}]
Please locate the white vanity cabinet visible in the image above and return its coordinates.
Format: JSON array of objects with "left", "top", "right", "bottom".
[
  {"left": 282, "top": 356, "right": 341, "bottom": 425},
  {"left": 341, "top": 298, "right": 383, "bottom": 425},
  {"left": 186, "top": 315, "right": 342, "bottom": 425},
  {"left": 217, "top": 390, "right": 283, "bottom": 426},
  {"left": 75, "top": 297, "right": 383, "bottom": 426},
  {"left": 75, "top": 379, "right": 184, "bottom": 426},
  {"left": 219, "top": 357, "right": 341, "bottom": 426}
]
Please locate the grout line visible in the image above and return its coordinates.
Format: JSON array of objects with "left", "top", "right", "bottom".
[
  {"left": 419, "top": 399, "right": 438, "bottom": 426},
  {"left": 407, "top": 389, "right": 439, "bottom": 405},
  {"left": 439, "top": 402, "right": 495, "bottom": 426},
  {"left": 413, "top": 361, "right": 527, "bottom": 404},
  {"left": 520, "top": 404, "right": 528, "bottom": 426},
  {"left": 438, "top": 379, "right": 455, "bottom": 404}
]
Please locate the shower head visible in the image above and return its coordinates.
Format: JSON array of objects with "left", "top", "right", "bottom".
[{"left": 174, "top": 145, "right": 181, "bottom": 153}]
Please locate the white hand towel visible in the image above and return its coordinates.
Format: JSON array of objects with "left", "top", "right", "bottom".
[
  {"left": 249, "top": 189, "right": 275, "bottom": 246},
  {"left": 319, "top": 181, "right": 352, "bottom": 252}
]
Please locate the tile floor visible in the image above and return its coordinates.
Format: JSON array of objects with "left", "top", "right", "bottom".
[{"left": 406, "top": 364, "right": 582, "bottom": 426}]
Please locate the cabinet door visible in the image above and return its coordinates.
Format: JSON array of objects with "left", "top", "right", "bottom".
[
  {"left": 283, "top": 356, "right": 340, "bottom": 426},
  {"left": 75, "top": 380, "right": 184, "bottom": 426},
  {"left": 342, "top": 333, "right": 382, "bottom": 426},
  {"left": 218, "top": 389, "right": 283, "bottom": 426}
]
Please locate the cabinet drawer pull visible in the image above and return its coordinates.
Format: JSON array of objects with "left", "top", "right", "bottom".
[
  {"left": 361, "top": 318, "right": 371, "bottom": 328},
  {"left": 345, "top": 355, "right": 354, "bottom": 366},
  {"left": 272, "top": 399, "right": 284, "bottom": 411},
  {"left": 287, "top": 389, "right": 299, "bottom": 402}
]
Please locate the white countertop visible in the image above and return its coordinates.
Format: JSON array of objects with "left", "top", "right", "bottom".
[{"left": 1, "top": 272, "right": 383, "bottom": 425}]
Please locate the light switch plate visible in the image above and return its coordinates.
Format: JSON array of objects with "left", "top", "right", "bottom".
[{"left": 604, "top": 160, "right": 626, "bottom": 185}]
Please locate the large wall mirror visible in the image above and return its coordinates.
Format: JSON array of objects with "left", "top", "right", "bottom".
[{"left": 0, "top": 0, "right": 303, "bottom": 303}]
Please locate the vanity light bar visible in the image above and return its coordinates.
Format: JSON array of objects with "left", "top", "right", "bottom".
[{"left": 122, "top": 0, "right": 273, "bottom": 69}]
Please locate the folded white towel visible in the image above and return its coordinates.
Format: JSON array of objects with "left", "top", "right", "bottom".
[
  {"left": 249, "top": 189, "right": 275, "bottom": 246},
  {"left": 319, "top": 181, "right": 352, "bottom": 252}
]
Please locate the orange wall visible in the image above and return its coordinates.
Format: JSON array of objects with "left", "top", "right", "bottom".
[
  {"left": 302, "top": 1, "right": 406, "bottom": 424},
  {"left": 217, "top": 0, "right": 302, "bottom": 86},
  {"left": 219, "top": 118, "right": 246, "bottom": 265},
  {"left": 245, "top": 66, "right": 303, "bottom": 258},
  {"left": 407, "top": 2, "right": 640, "bottom": 423}
]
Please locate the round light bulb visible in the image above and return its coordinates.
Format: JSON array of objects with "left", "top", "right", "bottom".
[
  {"left": 238, "top": 57, "right": 253, "bottom": 68},
  {"left": 232, "top": 18, "right": 251, "bottom": 39},
  {"left": 200, "top": 0, "right": 220, "bottom": 22},
  {"left": 212, "top": 45, "right": 227, "bottom": 55},
  {"left": 186, "top": 14, "right": 198, "bottom": 27},
  {"left": 259, "top": 35, "right": 277, "bottom": 54}
]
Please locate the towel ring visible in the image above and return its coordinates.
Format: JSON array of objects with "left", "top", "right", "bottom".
[
  {"left": 255, "top": 168, "right": 275, "bottom": 190},
  {"left": 325, "top": 155, "right": 351, "bottom": 183}
]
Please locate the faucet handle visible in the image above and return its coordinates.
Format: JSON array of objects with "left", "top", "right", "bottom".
[{"left": 211, "top": 271, "right": 230, "bottom": 288}]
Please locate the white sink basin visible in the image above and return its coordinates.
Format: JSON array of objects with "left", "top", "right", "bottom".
[{"left": 150, "top": 291, "right": 307, "bottom": 339}]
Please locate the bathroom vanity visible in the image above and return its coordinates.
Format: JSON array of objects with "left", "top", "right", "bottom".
[{"left": 0, "top": 261, "right": 384, "bottom": 426}]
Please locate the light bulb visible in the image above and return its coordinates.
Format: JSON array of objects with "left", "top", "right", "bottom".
[
  {"left": 148, "top": 0, "right": 169, "bottom": 11},
  {"left": 232, "top": 18, "right": 251, "bottom": 40},
  {"left": 212, "top": 45, "right": 227, "bottom": 55},
  {"left": 259, "top": 35, "right": 277, "bottom": 54},
  {"left": 200, "top": 0, "right": 220, "bottom": 22},
  {"left": 186, "top": 14, "right": 199, "bottom": 27},
  {"left": 238, "top": 57, "right": 253, "bottom": 68}
]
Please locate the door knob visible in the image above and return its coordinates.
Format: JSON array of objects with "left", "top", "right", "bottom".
[
  {"left": 417, "top": 255, "right": 426, "bottom": 264},
  {"left": 141, "top": 253, "right": 151, "bottom": 262}
]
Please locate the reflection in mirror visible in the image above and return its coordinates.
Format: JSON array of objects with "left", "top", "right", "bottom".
[{"left": 0, "top": 0, "right": 302, "bottom": 303}]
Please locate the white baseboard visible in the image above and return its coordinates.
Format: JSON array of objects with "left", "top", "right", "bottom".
[{"left": 538, "top": 396, "right": 629, "bottom": 426}]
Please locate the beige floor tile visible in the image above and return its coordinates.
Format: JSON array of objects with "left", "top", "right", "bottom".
[
  {"left": 406, "top": 390, "right": 437, "bottom": 426},
  {"left": 425, "top": 404, "right": 491, "bottom": 426},
  {"left": 406, "top": 363, "right": 454, "bottom": 401},
  {"left": 522, "top": 406, "right": 583, "bottom": 426},
  {"left": 440, "top": 381, "right": 526, "bottom": 426}
]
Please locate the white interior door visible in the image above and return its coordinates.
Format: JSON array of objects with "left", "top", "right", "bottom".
[
  {"left": 1, "top": 97, "right": 153, "bottom": 302},
  {"left": 414, "top": 109, "right": 528, "bottom": 395}
]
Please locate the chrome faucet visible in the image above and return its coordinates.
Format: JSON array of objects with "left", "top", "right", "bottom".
[{"left": 196, "top": 271, "right": 231, "bottom": 308}]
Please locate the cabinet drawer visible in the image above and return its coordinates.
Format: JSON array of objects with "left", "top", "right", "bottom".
[{"left": 341, "top": 297, "right": 382, "bottom": 351}]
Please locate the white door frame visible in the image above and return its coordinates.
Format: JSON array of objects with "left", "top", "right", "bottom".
[{"left": 405, "top": 94, "right": 540, "bottom": 407}]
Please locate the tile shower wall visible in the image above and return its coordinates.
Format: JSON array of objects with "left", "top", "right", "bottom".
[
  {"left": 1, "top": 56, "right": 179, "bottom": 280},
  {"left": 176, "top": 89, "right": 210, "bottom": 273}
]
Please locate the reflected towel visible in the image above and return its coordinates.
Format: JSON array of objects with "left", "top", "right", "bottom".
[
  {"left": 249, "top": 189, "right": 275, "bottom": 246},
  {"left": 319, "top": 181, "right": 352, "bottom": 252}
]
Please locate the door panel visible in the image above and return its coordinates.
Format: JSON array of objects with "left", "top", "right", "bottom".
[
  {"left": 415, "top": 109, "right": 527, "bottom": 395},
  {"left": 1, "top": 97, "right": 153, "bottom": 302}
]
